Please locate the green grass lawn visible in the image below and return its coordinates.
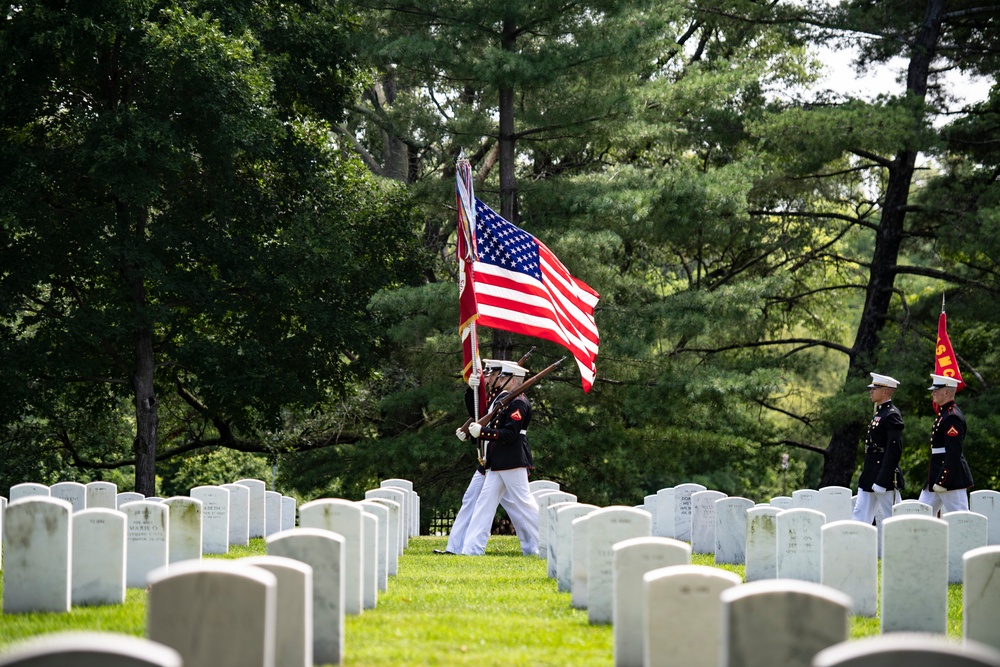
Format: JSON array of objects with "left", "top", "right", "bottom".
[{"left": 0, "top": 535, "right": 966, "bottom": 666}]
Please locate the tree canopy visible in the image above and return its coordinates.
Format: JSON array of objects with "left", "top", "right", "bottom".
[
  {"left": 2, "top": 0, "right": 998, "bottom": 521},
  {"left": 0, "top": 0, "right": 419, "bottom": 494}
]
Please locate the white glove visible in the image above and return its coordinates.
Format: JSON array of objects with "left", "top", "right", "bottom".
[
  {"left": 469, "top": 373, "right": 480, "bottom": 388},
  {"left": 455, "top": 428, "right": 467, "bottom": 442},
  {"left": 468, "top": 422, "right": 482, "bottom": 439},
  {"left": 871, "top": 483, "right": 886, "bottom": 494},
  {"left": 932, "top": 483, "right": 947, "bottom": 493}
]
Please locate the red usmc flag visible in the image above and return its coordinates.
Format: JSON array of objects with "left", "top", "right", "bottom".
[{"left": 934, "top": 311, "right": 965, "bottom": 391}]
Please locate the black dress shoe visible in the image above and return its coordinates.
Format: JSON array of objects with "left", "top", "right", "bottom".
[{"left": 433, "top": 549, "right": 456, "bottom": 555}]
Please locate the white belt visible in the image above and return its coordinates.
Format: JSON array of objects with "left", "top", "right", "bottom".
[
  {"left": 931, "top": 447, "right": 946, "bottom": 454},
  {"left": 519, "top": 430, "right": 527, "bottom": 435}
]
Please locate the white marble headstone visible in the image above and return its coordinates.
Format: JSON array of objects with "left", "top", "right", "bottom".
[
  {"left": 366, "top": 488, "right": 405, "bottom": 562},
  {"left": 643, "top": 565, "right": 740, "bottom": 667},
  {"left": 242, "top": 555, "right": 314, "bottom": 667},
  {"left": 50, "top": 481, "right": 86, "bottom": 512},
  {"left": 654, "top": 488, "right": 675, "bottom": 538},
  {"left": 123, "top": 500, "right": 169, "bottom": 589},
  {"left": 776, "top": 508, "right": 824, "bottom": 583},
  {"left": 881, "top": 515, "right": 949, "bottom": 633},
  {"left": 366, "top": 496, "right": 401, "bottom": 576},
  {"left": 380, "top": 479, "right": 414, "bottom": 543},
  {"left": 281, "top": 496, "right": 297, "bottom": 531},
  {"left": 715, "top": 496, "right": 754, "bottom": 564},
  {"left": 970, "top": 490, "right": 999, "bottom": 546},
  {"left": 234, "top": 479, "right": 267, "bottom": 539},
  {"left": 537, "top": 491, "right": 576, "bottom": 560},
  {"left": 148, "top": 559, "right": 276, "bottom": 667},
  {"left": 721, "top": 579, "right": 851, "bottom": 667},
  {"left": 673, "top": 483, "right": 706, "bottom": 542},
  {"left": 85, "top": 481, "right": 118, "bottom": 510},
  {"left": 745, "top": 505, "right": 780, "bottom": 582},
  {"left": 3, "top": 497, "right": 72, "bottom": 613},
  {"left": 190, "top": 485, "right": 230, "bottom": 555},
  {"left": 546, "top": 501, "right": 577, "bottom": 579},
  {"left": 267, "top": 528, "right": 345, "bottom": 666},
  {"left": 814, "top": 633, "right": 1000, "bottom": 667},
  {"left": 0, "top": 632, "right": 182, "bottom": 667},
  {"left": 792, "top": 489, "right": 822, "bottom": 514},
  {"left": 358, "top": 500, "right": 390, "bottom": 592},
  {"left": 164, "top": 496, "right": 202, "bottom": 564},
  {"left": 528, "top": 479, "right": 560, "bottom": 494},
  {"left": 943, "top": 511, "right": 988, "bottom": 584},
  {"left": 963, "top": 545, "right": 1000, "bottom": 651},
  {"left": 821, "top": 520, "right": 877, "bottom": 616},
  {"left": 690, "top": 490, "right": 726, "bottom": 555},
  {"left": 586, "top": 506, "right": 652, "bottom": 624},
  {"left": 818, "top": 486, "right": 854, "bottom": 523},
  {"left": 557, "top": 504, "right": 598, "bottom": 594},
  {"left": 116, "top": 492, "right": 143, "bottom": 508},
  {"left": 9, "top": 483, "right": 50, "bottom": 501},
  {"left": 769, "top": 495, "right": 794, "bottom": 509},
  {"left": 642, "top": 494, "right": 658, "bottom": 527},
  {"left": 72, "top": 508, "right": 127, "bottom": 606},
  {"left": 359, "top": 510, "right": 378, "bottom": 609},
  {"left": 612, "top": 537, "right": 691, "bottom": 667},
  {"left": 299, "top": 498, "right": 364, "bottom": 615},
  {"left": 893, "top": 499, "right": 934, "bottom": 516},
  {"left": 571, "top": 514, "right": 593, "bottom": 608},
  {"left": 265, "top": 491, "right": 282, "bottom": 537},
  {"left": 221, "top": 483, "right": 250, "bottom": 547}
]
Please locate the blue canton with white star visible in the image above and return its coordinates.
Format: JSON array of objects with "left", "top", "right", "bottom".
[{"left": 475, "top": 199, "right": 542, "bottom": 281}]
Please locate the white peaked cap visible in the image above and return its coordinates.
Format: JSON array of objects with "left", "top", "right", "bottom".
[
  {"left": 867, "top": 373, "right": 900, "bottom": 389},
  {"left": 928, "top": 373, "right": 959, "bottom": 390},
  {"left": 482, "top": 359, "right": 527, "bottom": 377}
]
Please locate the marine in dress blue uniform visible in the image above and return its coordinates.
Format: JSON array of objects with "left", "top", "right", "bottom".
[
  {"left": 918, "top": 373, "right": 974, "bottom": 514},
  {"left": 438, "top": 361, "right": 519, "bottom": 555},
  {"left": 461, "top": 360, "right": 540, "bottom": 556},
  {"left": 852, "top": 372, "right": 905, "bottom": 525}
]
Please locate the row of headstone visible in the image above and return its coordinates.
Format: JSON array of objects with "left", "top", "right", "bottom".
[
  {"left": 1, "top": 480, "right": 300, "bottom": 546},
  {"left": 603, "top": 528, "right": 1000, "bottom": 666},
  {"left": 545, "top": 484, "right": 1000, "bottom": 665},
  {"left": 2, "top": 476, "right": 421, "bottom": 667},
  {"left": 2, "top": 477, "right": 418, "bottom": 616}
]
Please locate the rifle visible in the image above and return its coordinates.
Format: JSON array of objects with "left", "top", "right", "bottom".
[{"left": 460, "top": 356, "right": 565, "bottom": 438}]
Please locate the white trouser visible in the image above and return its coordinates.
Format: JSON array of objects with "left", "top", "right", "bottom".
[
  {"left": 918, "top": 487, "right": 970, "bottom": 515},
  {"left": 446, "top": 470, "right": 518, "bottom": 554},
  {"left": 461, "top": 467, "right": 539, "bottom": 556},
  {"left": 852, "top": 489, "right": 897, "bottom": 525}
]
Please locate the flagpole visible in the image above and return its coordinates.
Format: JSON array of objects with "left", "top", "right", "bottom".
[{"left": 457, "top": 155, "right": 484, "bottom": 422}]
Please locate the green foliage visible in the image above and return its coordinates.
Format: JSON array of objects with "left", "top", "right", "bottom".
[
  {"left": 163, "top": 449, "right": 273, "bottom": 498},
  {"left": 0, "top": 0, "right": 422, "bottom": 492},
  {"left": 2, "top": 0, "right": 999, "bottom": 510}
]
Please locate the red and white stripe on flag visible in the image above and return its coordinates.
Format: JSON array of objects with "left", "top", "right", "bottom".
[{"left": 471, "top": 198, "right": 600, "bottom": 391}]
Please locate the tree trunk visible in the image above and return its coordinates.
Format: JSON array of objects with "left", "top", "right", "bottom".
[
  {"left": 132, "top": 324, "right": 158, "bottom": 496},
  {"left": 492, "top": 18, "right": 518, "bottom": 362},
  {"left": 122, "top": 203, "right": 159, "bottom": 496},
  {"left": 820, "top": 0, "right": 946, "bottom": 487},
  {"left": 377, "top": 73, "right": 411, "bottom": 183}
]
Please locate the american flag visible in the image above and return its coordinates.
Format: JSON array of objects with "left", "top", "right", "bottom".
[{"left": 472, "top": 198, "right": 600, "bottom": 391}]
